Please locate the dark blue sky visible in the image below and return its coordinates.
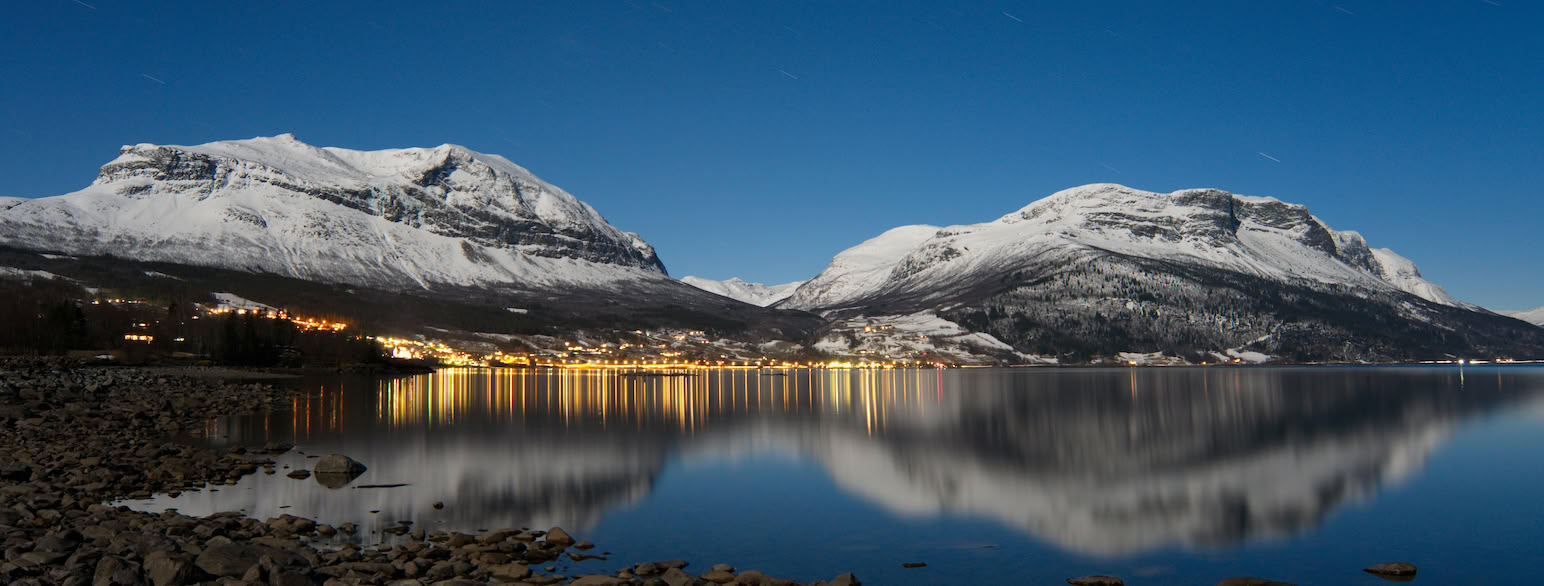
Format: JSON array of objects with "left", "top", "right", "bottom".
[{"left": 2, "top": 1, "right": 1539, "bottom": 308}]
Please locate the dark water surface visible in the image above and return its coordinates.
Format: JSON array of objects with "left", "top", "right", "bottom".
[{"left": 121, "top": 366, "right": 1544, "bottom": 585}]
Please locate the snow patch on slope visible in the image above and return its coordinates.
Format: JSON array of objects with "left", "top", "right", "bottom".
[
  {"left": 0, "top": 197, "right": 26, "bottom": 212},
  {"left": 1368, "top": 248, "right": 1461, "bottom": 306},
  {"left": 679, "top": 276, "right": 805, "bottom": 307},
  {"left": 781, "top": 225, "right": 940, "bottom": 310},
  {"left": 1500, "top": 307, "right": 1544, "bottom": 327},
  {"left": 0, "top": 266, "right": 62, "bottom": 281},
  {"left": 814, "top": 312, "right": 1052, "bottom": 364},
  {"left": 211, "top": 292, "right": 275, "bottom": 312}
]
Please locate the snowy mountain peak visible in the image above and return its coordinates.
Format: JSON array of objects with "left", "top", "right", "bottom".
[
  {"left": 679, "top": 276, "right": 806, "bottom": 307},
  {"left": 1367, "top": 247, "right": 1461, "bottom": 307},
  {"left": 1, "top": 136, "right": 666, "bottom": 291}
]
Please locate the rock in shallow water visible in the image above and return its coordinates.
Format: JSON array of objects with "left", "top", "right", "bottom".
[
  {"left": 544, "top": 526, "right": 575, "bottom": 547},
  {"left": 313, "top": 453, "right": 366, "bottom": 475},
  {"left": 1068, "top": 576, "right": 1125, "bottom": 586},
  {"left": 1364, "top": 562, "right": 1418, "bottom": 581},
  {"left": 309, "top": 454, "right": 366, "bottom": 488}
]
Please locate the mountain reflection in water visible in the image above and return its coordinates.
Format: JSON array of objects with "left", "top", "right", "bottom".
[{"left": 136, "top": 366, "right": 1543, "bottom": 557}]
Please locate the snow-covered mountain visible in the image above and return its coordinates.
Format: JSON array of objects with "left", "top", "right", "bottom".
[
  {"left": 679, "top": 276, "right": 805, "bottom": 307},
  {"left": 785, "top": 184, "right": 1459, "bottom": 311},
  {"left": 1501, "top": 307, "right": 1544, "bottom": 327},
  {"left": 782, "top": 183, "right": 1543, "bottom": 361},
  {"left": 0, "top": 134, "right": 665, "bottom": 291},
  {"left": 0, "top": 135, "right": 829, "bottom": 340}
]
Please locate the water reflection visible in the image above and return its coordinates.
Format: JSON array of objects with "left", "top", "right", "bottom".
[{"left": 139, "top": 366, "right": 1544, "bottom": 557}]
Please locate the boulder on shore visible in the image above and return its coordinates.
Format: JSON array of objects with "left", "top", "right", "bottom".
[
  {"left": 194, "top": 543, "right": 303, "bottom": 577},
  {"left": 545, "top": 526, "right": 576, "bottom": 547}
]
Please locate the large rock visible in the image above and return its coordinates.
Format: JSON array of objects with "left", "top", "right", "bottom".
[
  {"left": 93, "top": 555, "right": 140, "bottom": 586},
  {"left": 194, "top": 544, "right": 304, "bottom": 577},
  {"left": 827, "top": 573, "right": 861, "bottom": 586},
  {"left": 312, "top": 454, "right": 366, "bottom": 488},
  {"left": 313, "top": 454, "right": 366, "bottom": 475},
  {"left": 661, "top": 567, "right": 698, "bottom": 586},
  {"left": 544, "top": 526, "right": 575, "bottom": 547},
  {"left": 487, "top": 563, "right": 531, "bottom": 581},
  {"left": 144, "top": 551, "right": 204, "bottom": 586},
  {"left": 477, "top": 528, "right": 521, "bottom": 544}
]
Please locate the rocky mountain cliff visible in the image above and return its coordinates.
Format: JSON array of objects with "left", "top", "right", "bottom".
[{"left": 782, "top": 184, "right": 1544, "bottom": 362}]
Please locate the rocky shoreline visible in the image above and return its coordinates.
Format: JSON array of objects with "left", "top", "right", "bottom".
[{"left": 0, "top": 358, "right": 855, "bottom": 586}]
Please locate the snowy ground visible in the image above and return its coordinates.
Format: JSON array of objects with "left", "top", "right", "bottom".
[
  {"left": 211, "top": 292, "right": 276, "bottom": 312},
  {"left": 813, "top": 312, "right": 1057, "bottom": 364}
]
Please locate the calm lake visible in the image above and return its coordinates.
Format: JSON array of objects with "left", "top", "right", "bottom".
[{"left": 121, "top": 366, "right": 1544, "bottom": 585}]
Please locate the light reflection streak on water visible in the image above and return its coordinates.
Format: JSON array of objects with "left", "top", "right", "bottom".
[{"left": 360, "top": 367, "right": 942, "bottom": 431}]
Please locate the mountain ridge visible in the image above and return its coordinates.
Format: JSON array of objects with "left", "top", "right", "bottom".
[
  {"left": 783, "top": 184, "right": 1461, "bottom": 312},
  {"left": 1500, "top": 307, "right": 1544, "bottom": 327},
  {"left": 783, "top": 183, "right": 1542, "bottom": 362}
]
